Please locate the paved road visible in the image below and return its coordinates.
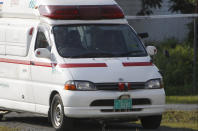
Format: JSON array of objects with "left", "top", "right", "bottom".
[
  {"left": 0, "top": 104, "right": 197, "bottom": 131},
  {"left": 0, "top": 114, "right": 196, "bottom": 131}
]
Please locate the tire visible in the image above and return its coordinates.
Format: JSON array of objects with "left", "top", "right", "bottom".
[
  {"left": 50, "top": 94, "right": 73, "bottom": 131},
  {"left": 141, "top": 115, "right": 162, "bottom": 129},
  {"left": 48, "top": 110, "right": 52, "bottom": 125}
]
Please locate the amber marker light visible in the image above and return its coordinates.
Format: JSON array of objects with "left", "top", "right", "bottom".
[{"left": 64, "top": 84, "right": 76, "bottom": 90}]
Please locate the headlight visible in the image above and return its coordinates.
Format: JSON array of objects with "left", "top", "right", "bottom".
[
  {"left": 64, "top": 81, "right": 96, "bottom": 91},
  {"left": 145, "top": 79, "right": 163, "bottom": 89}
]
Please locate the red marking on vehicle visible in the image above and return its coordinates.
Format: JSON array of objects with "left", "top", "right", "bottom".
[
  {"left": 29, "top": 27, "right": 34, "bottom": 35},
  {"left": 0, "top": 58, "right": 31, "bottom": 65},
  {"left": 118, "top": 83, "right": 125, "bottom": 91},
  {"left": 51, "top": 63, "right": 57, "bottom": 67},
  {"left": 123, "top": 62, "right": 153, "bottom": 67},
  {"left": 59, "top": 63, "right": 107, "bottom": 68},
  {"left": 0, "top": 58, "right": 107, "bottom": 68},
  {"left": 33, "top": 61, "right": 52, "bottom": 67},
  {"left": 39, "top": 5, "right": 124, "bottom": 20},
  {"left": 127, "top": 83, "right": 131, "bottom": 90},
  {"left": 37, "top": 51, "right": 41, "bottom": 55}
]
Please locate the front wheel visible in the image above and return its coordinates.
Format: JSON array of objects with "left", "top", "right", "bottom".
[
  {"left": 141, "top": 115, "right": 162, "bottom": 129},
  {"left": 50, "top": 94, "right": 73, "bottom": 131}
]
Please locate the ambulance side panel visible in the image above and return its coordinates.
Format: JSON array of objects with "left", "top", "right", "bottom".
[
  {"left": 0, "top": 20, "right": 38, "bottom": 113},
  {"left": 0, "top": 26, "right": 6, "bottom": 55}
]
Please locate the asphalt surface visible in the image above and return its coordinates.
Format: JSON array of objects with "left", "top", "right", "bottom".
[
  {"left": 0, "top": 114, "right": 196, "bottom": 131},
  {"left": 0, "top": 104, "right": 197, "bottom": 131}
]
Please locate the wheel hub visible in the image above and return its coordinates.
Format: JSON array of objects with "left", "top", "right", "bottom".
[{"left": 53, "top": 103, "right": 62, "bottom": 127}]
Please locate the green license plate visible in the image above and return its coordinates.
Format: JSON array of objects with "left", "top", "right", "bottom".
[{"left": 114, "top": 99, "right": 132, "bottom": 110}]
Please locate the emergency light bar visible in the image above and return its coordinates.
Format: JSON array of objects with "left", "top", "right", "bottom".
[{"left": 39, "top": 5, "right": 124, "bottom": 20}]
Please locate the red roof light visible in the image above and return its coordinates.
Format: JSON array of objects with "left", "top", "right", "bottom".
[
  {"left": 39, "top": 5, "right": 124, "bottom": 20},
  {"left": 101, "top": 5, "right": 124, "bottom": 19}
]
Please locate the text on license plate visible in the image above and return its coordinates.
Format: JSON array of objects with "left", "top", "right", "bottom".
[{"left": 114, "top": 99, "right": 132, "bottom": 110}]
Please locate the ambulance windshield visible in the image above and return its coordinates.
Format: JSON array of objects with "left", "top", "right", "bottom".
[{"left": 53, "top": 24, "right": 147, "bottom": 58}]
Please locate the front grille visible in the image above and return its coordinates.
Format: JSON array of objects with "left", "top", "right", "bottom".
[
  {"left": 101, "top": 108, "right": 142, "bottom": 112},
  {"left": 90, "top": 98, "right": 151, "bottom": 107},
  {"left": 95, "top": 82, "right": 145, "bottom": 91}
]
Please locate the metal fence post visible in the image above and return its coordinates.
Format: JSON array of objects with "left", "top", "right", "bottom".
[
  {"left": 193, "top": 17, "right": 197, "bottom": 94},
  {"left": 193, "top": 1, "right": 198, "bottom": 94}
]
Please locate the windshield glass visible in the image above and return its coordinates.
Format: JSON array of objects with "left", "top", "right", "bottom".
[{"left": 53, "top": 24, "right": 147, "bottom": 58}]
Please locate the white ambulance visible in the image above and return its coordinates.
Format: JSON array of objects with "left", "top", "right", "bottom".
[{"left": 0, "top": 0, "right": 165, "bottom": 130}]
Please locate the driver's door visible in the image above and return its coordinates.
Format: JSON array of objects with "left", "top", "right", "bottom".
[{"left": 30, "top": 26, "right": 53, "bottom": 114}]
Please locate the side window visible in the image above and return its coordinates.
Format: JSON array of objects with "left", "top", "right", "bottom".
[{"left": 35, "top": 31, "right": 50, "bottom": 50}]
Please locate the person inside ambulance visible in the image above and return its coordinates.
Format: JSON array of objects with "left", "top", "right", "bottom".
[
  {"left": 65, "top": 30, "right": 84, "bottom": 49},
  {"left": 54, "top": 29, "right": 84, "bottom": 56},
  {"left": 93, "top": 30, "right": 127, "bottom": 53}
]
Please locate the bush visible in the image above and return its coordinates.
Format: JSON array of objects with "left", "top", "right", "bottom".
[{"left": 153, "top": 39, "right": 198, "bottom": 95}]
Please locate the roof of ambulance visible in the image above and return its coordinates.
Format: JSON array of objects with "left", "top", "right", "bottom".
[
  {"left": 1, "top": 0, "right": 118, "bottom": 17},
  {"left": 38, "top": 0, "right": 117, "bottom": 5},
  {"left": 0, "top": 0, "right": 128, "bottom": 25}
]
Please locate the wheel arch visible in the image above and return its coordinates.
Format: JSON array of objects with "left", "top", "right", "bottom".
[{"left": 49, "top": 90, "right": 60, "bottom": 106}]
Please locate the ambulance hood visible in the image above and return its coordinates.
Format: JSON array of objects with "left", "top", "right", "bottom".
[{"left": 62, "top": 57, "right": 161, "bottom": 83}]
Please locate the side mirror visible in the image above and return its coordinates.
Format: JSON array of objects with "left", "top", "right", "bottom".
[
  {"left": 146, "top": 46, "right": 157, "bottom": 56},
  {"left": 138, "top": 33, "right": 149, "bottom": 39},
  {"left": 35, "top": 48, "right": 51, "bottom": 59}
]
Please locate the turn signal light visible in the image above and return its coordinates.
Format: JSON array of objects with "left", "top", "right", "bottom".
[
  {"left": 39, "top": 5, "right": 124, "bottom": 20},
  {"left": 64, "top": 84, "right": 76, "bottom": 90}
]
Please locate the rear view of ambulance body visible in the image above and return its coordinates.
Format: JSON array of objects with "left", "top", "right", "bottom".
[{"left": 0, "top": 0, "right": 165, "bottom": 130}]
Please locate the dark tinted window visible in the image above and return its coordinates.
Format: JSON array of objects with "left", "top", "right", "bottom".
[
  {"left": 35, "top": 31, "right": 49, "bottom": 50},
  {"left": 53, "top": 24, "right": 147, "bottom": 58}
]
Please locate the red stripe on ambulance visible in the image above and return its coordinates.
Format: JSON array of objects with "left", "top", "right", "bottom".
[{"left": 123, "top": 62, "right": 153, "bottom": 67}]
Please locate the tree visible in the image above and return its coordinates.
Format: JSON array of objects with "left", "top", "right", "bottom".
[
  {"left": 138, "top": 0, "right": 197, "bottom": 15},
  {"left": 169, "top": 0, "right": 197, "bottom": 14},
  {"left": 138, "top": 0, "right": 162, "bottom": 15}
]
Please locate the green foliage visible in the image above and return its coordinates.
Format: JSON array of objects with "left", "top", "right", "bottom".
[
  {"left": 138, "top": 0, "right": 162, "bottom": 15},
  {"left": 169, "top": 0, "right": 196, "bottom": 14},
  {"left": 139, "top": 0, "right": 197, "bottom": 15},
  {"left": 166, "top": 96, "right": 198, "bottom": 104},
  {"left": 153, "top": 39, "right": 198, "bottom": 95}
]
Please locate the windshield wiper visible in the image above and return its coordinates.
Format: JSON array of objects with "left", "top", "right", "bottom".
[{"left": 70, "top": 52, "right": 116, "bottom": 58}]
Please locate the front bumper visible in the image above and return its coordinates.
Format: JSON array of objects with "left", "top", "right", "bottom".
[{"left": 61, "top": 89, "right": 165, "bottom": 119}]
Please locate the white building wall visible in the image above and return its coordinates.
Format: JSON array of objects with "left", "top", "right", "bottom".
[
  {"left": 116, "top": 0, "right": 142, "bottom": 15},
  {"left": 116, "top": 0, "right": 191, "bottom": 42},
  {"left": 128, "top": 18, "right": 191, "bottom": 42}
]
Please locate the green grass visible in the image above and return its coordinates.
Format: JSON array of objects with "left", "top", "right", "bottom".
[
  {"left": 0, "top": 127, "right": 20, "bottom": 131},
  {"left": 166, "top": 96, "right": 198, "bottom": 104},
  {"left": 134, "top": 110, "right": 198, "bottom": 130},
  {"left": 162, "top": 110, "right": 198, "bottom": 130}
]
